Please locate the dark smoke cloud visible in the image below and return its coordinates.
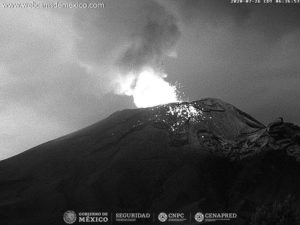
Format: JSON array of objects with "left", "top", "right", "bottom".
[
  {"left": 73, "top": 0, "right": 181, "bottom": 90},
  {"left": 117, "top": 2, "right": 180, "bottom": 73}
]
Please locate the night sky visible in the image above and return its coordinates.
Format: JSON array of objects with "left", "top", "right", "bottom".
[{"left": 0, "top": 0, "right": 299, "bottom": 159}]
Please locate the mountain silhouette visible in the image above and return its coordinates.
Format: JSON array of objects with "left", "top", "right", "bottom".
[{"left": 0, "top": 98, "right": 299, "bottom": 225}]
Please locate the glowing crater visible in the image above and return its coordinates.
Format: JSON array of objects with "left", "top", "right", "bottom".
[{"left": 116, "top": 68, "right": 181, "bottom": 108}]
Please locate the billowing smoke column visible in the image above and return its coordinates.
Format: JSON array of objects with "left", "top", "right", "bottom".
[{"left": 115, "top": 1, "right": 182, "bottom": 108}]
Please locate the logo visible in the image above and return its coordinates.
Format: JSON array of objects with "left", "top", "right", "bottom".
[
  {"left": 158, "top": 212, "right": 187, "bottom": 222},
  {"left": 115, "top": 213, "right": 151, "bottom": 223},
  {"left": 194, "top": 212, "right": 204, "bottom": 223},
  {"left": 78, "top": 212, "right": 109, "bottom": 223},
  {"left": 158, "top": 212, "right": 168, "bottom": 222},
  {"left": 202, "top": 212, "right": 237, "bottom": 222},
  {"left": 63, "top": 210, "right": 77, "bottom": 224}
]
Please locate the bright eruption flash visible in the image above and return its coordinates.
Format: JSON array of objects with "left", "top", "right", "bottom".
[
  {"left": 117, "top": 68, "right": 180, "bottom": 108},
  {"left": 133, "top": 69, "right": 179, "bottom": 108}
]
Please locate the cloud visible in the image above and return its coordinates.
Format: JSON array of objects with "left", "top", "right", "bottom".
[
  {"left": 116, "top": 2, "right": 180, "bottom": 73},
  {"left": 73, "top": 0, "right": 181, "bottom": 93},
  {"left": 0, "top": 5, "right": 110, "bottom": 159}
]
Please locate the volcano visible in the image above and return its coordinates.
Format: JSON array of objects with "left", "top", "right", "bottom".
[{"left": 0, "top": 98, "right": 300, "bottom": 225}]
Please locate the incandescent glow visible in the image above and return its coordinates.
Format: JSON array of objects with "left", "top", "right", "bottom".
[
  {"left": 117, "top": 68, "right": 180, "bottom": 108},
  {"left": 133, "top": 69, "right": 179, "bottom": 108}
]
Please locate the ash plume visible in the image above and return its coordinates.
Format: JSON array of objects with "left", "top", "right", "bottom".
[{"left": 117, "top": 1, "right": 181, "bottom": 74}]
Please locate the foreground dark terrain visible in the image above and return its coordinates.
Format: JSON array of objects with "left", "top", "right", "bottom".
[{"left": 0, "top": 98, "right": 300, "bottom": 225}]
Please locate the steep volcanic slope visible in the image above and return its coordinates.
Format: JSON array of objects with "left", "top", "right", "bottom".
[{"left": 0, "top": 98, "right": 299, "bottom": 225}]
